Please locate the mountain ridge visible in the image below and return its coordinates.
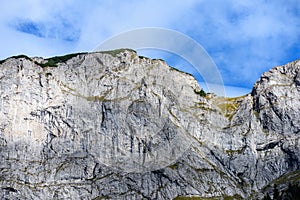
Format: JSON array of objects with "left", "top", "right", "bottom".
[{"left": 0, "top": 49, "right": 299, "bottom": 199}]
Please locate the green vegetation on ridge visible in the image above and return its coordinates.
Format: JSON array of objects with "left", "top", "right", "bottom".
[
  {"left": 35, "top": 52, "right": 86, "bottom": 67},
  {"left": 0, "top": 54, "right": 32, "bottom": 64}
]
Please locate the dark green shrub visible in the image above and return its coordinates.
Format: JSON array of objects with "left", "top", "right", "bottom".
[
  {"left": 194, "top": 89, "right": 207, "bottom": 97},
  {"left": 11, "top": 55, "right": 32, "bottom": 60},
  {"left": 0, "top": 54, "right": 32, "bottom": 65}
]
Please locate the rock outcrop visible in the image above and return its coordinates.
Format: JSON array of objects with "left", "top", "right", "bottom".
[{"left": 0, "top": 50, "right": 299, "bottom": 199}]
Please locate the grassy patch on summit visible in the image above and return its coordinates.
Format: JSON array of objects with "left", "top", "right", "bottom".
[
  {"left": 35, "top": 53, "right": 86, "bottom": 67},
  {"left": 101, "top": 48, "right": 136, "bottom": 57}
]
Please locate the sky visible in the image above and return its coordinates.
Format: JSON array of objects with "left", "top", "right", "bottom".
[{"left": 0, "top": 0, "right": 299, "bottom": 97}]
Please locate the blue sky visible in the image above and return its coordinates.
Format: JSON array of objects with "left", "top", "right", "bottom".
[{"left": 0, "top": 0, "right": 299, "bottom": 96}]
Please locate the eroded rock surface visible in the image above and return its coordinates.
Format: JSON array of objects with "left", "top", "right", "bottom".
[{"left": 0, "top": 50, "right": 299, "bottom": 199}]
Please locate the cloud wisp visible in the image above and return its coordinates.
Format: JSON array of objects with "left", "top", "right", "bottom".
[{"left": 11, "top": 18, "right": 80, "bottom": 42}]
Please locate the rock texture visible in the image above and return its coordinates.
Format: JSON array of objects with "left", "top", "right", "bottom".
[{"left": 0, "top": 50, "right": 299, "bottom": 199}]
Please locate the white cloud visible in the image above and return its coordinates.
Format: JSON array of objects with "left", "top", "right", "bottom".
[
  {"left": 0, "top": 0, "right": 299, "bottom": 92},
  {"left": 176, "top": 0, "right": 300, "bottom": 87},
  {"left": 0, "top": 0, "right": 83, "bottom": 57},
  {"left": 77, "top": 0, "right": 200, "bottom": 50}
]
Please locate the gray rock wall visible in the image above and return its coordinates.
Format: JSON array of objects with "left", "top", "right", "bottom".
[{"left": 0, "top": 50, "right": 299, "bottom": 199}]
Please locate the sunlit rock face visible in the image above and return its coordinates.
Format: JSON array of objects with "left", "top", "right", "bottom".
[{"left": 0, "top": 50, "right": 299, "bottom": 199}]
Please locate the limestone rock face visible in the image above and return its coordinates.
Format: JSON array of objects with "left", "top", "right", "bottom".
[
  {"left": 252, "top": 61, "right": 300, "bottom": 134},
  {"left": 0, "top": 50, "right": 299, "bottom": 199}
]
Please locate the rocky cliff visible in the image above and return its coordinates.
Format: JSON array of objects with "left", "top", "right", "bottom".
[{"left": 0, "top": 50, "right": 299, "bottom": 199}]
